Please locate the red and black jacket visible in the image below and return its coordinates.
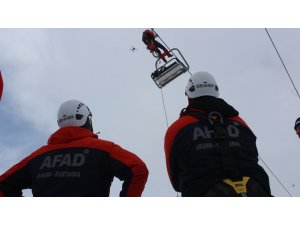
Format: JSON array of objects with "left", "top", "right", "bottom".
[
  {"left": 0, "top": 127, "right": 148, "bottom": 197},
  {"left": 164, "top": 97, "right": 271, "bottom": 196}
]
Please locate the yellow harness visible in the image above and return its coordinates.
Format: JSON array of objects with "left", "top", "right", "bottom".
[{"left": 223, "top": 176, "right": 250, "bottom": 196}]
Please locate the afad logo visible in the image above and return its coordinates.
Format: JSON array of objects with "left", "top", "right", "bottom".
[{"left": 39, "top": 151, "right": 89, "bottom": 170}]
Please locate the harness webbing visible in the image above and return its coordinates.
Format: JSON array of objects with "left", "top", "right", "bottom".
[
  {"left": 186, "top": 110, "right": 249, "bottom": 196},
  {"left": 207, "top": 111, "right": 242, "bottom": 180}
]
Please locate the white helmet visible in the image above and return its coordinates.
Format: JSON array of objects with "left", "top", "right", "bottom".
[
  {"left": 185, "top": 71, "right": 219, "bottom": 98},
  {"left": 57, "top": 100, "right": 92, "bottom": 128}
]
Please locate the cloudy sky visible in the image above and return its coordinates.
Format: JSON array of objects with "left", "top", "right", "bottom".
[{"left": 1, "top": 28, "right": 300, "bottom": 197}]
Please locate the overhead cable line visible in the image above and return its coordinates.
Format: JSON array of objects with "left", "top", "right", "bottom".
[
  {"left": 265, "top": 28, "right": 300, "bottom": 99},
  {"left": 259, "top": 156, "right": 292, "bottom": 196},
  {"left": 263, "top": 28, "right": 295, "bottom": 196}
]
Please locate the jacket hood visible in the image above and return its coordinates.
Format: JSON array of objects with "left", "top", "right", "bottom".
[{"left": 48, "top": 126, "right": 98, "bottom": 145}]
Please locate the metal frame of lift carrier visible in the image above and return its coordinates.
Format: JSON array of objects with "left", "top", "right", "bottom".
[{"left": 151, "top": 48, "right": 189, "bottom": 88}]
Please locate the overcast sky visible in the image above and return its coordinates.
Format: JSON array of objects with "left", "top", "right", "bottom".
[{"left": 0, "top": 28, "right": 300, "bottom": 197}]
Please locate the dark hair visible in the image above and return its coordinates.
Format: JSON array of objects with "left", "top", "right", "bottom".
[
  {"left": 294, "top": 117, "right": 300, "bottom": 130},
  {"left": 80, "top": 117, "right": 93, "bottom": 132}
]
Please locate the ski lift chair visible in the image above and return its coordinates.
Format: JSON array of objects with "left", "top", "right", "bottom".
[{"left": 151, "top": 48, "right": 189, "bottom": 88}]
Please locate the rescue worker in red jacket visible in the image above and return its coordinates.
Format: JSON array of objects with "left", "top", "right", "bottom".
[
  {"left": 142, "top": 29, "right": 172, "bottom": 63},
  {"left": 0, "top": 99, "right": 148, "bottom": 197},
  {"left": 164, "top": 71, "right": 271, "bottom": 197},
  {"left": 294, "top": 117, "right": 300, "bottom": 138}
]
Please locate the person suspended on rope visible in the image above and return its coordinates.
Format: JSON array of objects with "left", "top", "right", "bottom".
[
  {"left": 164, "top": 71, "right": 272, "bottom": 197},
  {"left": 0, "top": 71, "right": 3, "bottom": 101},
  {"left": 0, "top": 99, "right": 149, "bottom": 197},
  {"left": 142, "top": 29, "right": 172, "bottom": 63},
  {"left": 294, "top": 117, "right": 300, "bottom": 138}
]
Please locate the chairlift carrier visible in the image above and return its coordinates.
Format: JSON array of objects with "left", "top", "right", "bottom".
[{"left": 151, "top": 48, "right": 189, "bottom": 88}]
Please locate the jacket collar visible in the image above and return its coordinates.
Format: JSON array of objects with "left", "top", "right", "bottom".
[
  {"left": 48, "top": 126, "right": 98, "bottom": 145},
  {"left": 183, "top": 96, "right": 239, "bottom": 117}
]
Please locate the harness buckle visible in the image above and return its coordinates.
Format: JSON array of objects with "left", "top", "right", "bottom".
[{"left": 223, "top": 176, "right": 250, "bottom": 196}]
